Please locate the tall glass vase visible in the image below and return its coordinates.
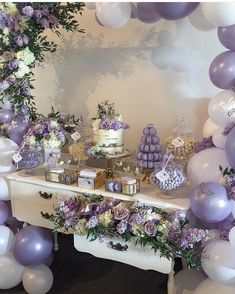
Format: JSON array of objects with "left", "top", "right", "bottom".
[{"left": 44, "top": 147, "right": 61, "bottom": 170}]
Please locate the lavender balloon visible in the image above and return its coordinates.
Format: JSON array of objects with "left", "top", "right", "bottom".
[
  {"left": 218, "top": 25, "right": 235, "bottom": 51},
  {"left": 225, "top": 126, "right": 235, "bottom": 168},
  {"left": 8, "top": 120, "right": 29, "bottom": 146},
  {"left": 0, "top": 200, "right": 9, "bottom": 224},
  {"left": 12, "top": 226, "right": 53, "bottom": 266},
  {"left": 0, "top": 108, "right": 14, "bottom": 124},
  {"left": 154, "top": 2, "right": 199, "bottom": 20},
  {"left": 190, "top": 182, "right": 232, "bottom": 223},
  {"left": 136, "top": 3, "right": 161, "bottom": 24},
  {"left": 209, "top": 51, "right": 235, "bottom": 90}
]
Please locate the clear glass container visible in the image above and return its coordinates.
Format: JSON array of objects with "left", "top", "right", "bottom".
[
  {"left": 150, "top": 152, "right": 187, "bottom": 198},
  {"left": 14, "top": 143, "right": 44, "bottom": 176},
  {"left": 165, "top": 117, "right": 196, "bottom": 163}
]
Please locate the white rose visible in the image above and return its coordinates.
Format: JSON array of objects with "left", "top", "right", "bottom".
[
  {"left": 17, "top": 47, "right": 35, "bottom": 66},
  {"left": 15, "top": 61, "right": 30, "bottom": 78}
]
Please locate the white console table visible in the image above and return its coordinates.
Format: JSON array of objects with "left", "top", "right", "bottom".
[{"left": 6, "top": 168, "right": 190, "bottom": 294}]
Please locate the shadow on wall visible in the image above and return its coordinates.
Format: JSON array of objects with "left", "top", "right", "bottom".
[{"left": 46, "top": 32, "right": 148, "bottom": 120}]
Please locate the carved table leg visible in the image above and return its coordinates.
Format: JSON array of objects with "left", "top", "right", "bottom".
[
  {"left": 167, "top": 260, "right": 175, "bottom": 294},
  {"left": 53, "top": 231, "right": 59, "bottom": 251}
]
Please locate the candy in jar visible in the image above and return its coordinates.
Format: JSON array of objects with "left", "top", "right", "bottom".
[{"left": 165, "top": 117, "right": 196, "bottom": 161}]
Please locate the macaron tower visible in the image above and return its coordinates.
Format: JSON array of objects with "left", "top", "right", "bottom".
[{"left": 137, "top": 124, "right": 163, "bottom": 169}]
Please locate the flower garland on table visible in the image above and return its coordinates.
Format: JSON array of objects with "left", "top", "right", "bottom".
[
  {"left": 0, "top": 2, "right": 84, "bottom": 119},
  {"left": 52, "top": 194, "right": 211, "bottom": 269}
]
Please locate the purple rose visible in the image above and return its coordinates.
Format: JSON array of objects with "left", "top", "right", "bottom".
[
  {"left": 116, "top": 221, "right": 128, "bottom": 234},
  {"left": 113, "top": 204, "right": 129, "bottom": 220},
  {"left": 0, "top": 80, "right": 10, "bottom": 90},
  {"left": 22, "top": 6, "right": 34, "bottom": 17},
  {"left": 144, "top": 221, "right": 157, "bottom": 237},
  {"left": 40, "top": 18, "right": 49, "bottom": 28},
  {"left": 2, "top": 51, "right": 12, "bottom": 61},
  {"left": 14, "top": 35, "right": 23, "bottom": 47},
  {"left": 86, "top": 216, "right": 98, "bottom": 229},
  {"left": 129, "top": 213, "right": 145, "bottom": 225}
]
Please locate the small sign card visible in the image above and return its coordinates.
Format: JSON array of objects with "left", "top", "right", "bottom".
[
  {"left": 171, "top": 136, "right": 185, "bottom": 147},
  {"left": 155, "top": 170, "right": 170, "bottom": 182}
]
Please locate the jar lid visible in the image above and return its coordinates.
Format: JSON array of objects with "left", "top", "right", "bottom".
[{"left": 121, "top": 176, "right": 136, "bottom": 184}]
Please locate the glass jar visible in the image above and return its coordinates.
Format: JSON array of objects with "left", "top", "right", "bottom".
[
  {"left": 13, "top": 143, "right": 44, "bottom": 176},
  {"left": 165, "top": 117, "right": 196, "bottom": 163},
  {"left": 150, "top": 152, "right": 187, "bottom": 198}
]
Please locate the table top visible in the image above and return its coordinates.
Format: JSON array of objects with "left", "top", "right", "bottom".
[{"left": 6, "top": 168, "right": 191, "bottom": 211}]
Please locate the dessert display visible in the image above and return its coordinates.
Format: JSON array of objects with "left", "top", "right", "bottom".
[
  {"left": 165, "top": 118, "right": 196, "bottom": 161},
  {"left": 91, "top": 100, "right": 129, "bottom": 156},
  {"left": 137, "top": 124, "right": 163, "bottom": 169}
]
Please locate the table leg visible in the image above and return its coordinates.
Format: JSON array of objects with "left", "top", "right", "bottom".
[
  {"left": 53, "top": 231, "right": 59, "bottom": 251},
  {"left": 167, "top": 260, "right": 175, "bottom": 294}
]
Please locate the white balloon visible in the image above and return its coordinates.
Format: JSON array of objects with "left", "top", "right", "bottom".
[
  {"left": 229, "top": 226, "right": 235, "bottom": 248},
  {"left": 189, "top": 4, "right": 216, "bottom": 31},
  {"left": 187, "top": 148, "right": 230, "bottom": 186},
  {"left": 0, "top": 176, "right": 9, "bottom": 200},
  {"left": 0, "top": 251, "right": 25, "bottom": 289},
  {"left": 208, "top": 90, "right": 235, "bottom": 127},
  {"left": 193, "top": 278, "right": 235, "bottom": 294},
  {"left": 201, "top": 240, "right": 235, "bottom": 285},
  {"left": 201, "top": 2, "right": 235, "bottom": 27},
  {"left": 85, "top": 2, "right": 96, "bottom": 10},
  {"left": 212, "top": 127, "right": 227, "bottom": 149},
  {"left": 0, "top": 136, "right": 18, "bottom": 174},
  {"left": 23, "top": 264, "right": 53, "bottom": 294},
  {"left": 0, "top": 226, "right": 14, "bottom": 255},
  {"left": 96, "top": 2, "right": 131, "bottom": 28},
  {"left": 174, "top": 269, "right": 207, "bottom": 294},
  {"left": 202, "top": 118, "right": 221, "bottom": 138}
]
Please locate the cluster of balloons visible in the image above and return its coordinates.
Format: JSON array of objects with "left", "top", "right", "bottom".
[
  {"left": 86, "top": 2, "right": 200, "bottom": 28},
  {"left": 0, "top": 178, "right": 54, "bottom": 292}
]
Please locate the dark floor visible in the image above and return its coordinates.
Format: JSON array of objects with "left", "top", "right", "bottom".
[{"left": 3, "top": 234, "right": 180, "bottom": 294}]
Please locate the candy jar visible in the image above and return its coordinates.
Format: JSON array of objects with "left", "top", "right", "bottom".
[
  {"left": 13, "top": 142, "right": 44, "bottom": 176},
  {"left": 150, "top": 152, "right": 187, "bottom": 198},
  {"left": 165, "top": 117, "right": 196, "bottom": 164},
  {"left": 136, "top": 123, "right": 163, "bottom": 183}
]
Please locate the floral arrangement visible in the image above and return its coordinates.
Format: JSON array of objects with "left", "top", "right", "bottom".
[
  {"left": 84, "top": 138, "right": 106, "bottom": 158},
  {"left": 0, "top": 2, "right": 84, "bottom": 119},
  {"left": 92, "top": 100, "right": 130, "bottom": 131},
  {"left": 25, "top": 108, "right": 82, "bottom": 149},
  {"left": 219, "top": 165, "right": 235, "bottom": 201},
  {"left": 52, "top": 194, "right": 210, "bottom": 269}
]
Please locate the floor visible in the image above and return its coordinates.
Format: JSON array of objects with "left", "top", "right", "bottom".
[{"left": 3, "top": 234, "right": 176, "bottom": 294}]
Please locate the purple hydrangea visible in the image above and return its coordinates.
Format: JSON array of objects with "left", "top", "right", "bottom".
[
  {"left": 8, "top": 59, "right": 19, "bottom": 71},
  {"left": 22, "top": 5, "right": 34, "bottom": 17},
  {"left": 40, "top": 17, "right": 49, "bottom": 28},
  {"left": 113, "top": 204, "right": 129, "bottom": 220},
  {"left": 34, "top": 10, "right": 42, "bottom": 20},
  {"left": 195, "top": 136, "right": 215, "bottom": 153},
  {"left": 41, "top": 7, "right": 49, "bottom": 17},
  {"left": 116, "top": 221, "right": 128, "bottom": 234},
  {"left": 86, "top": 216, "right": 98, "bottom": 229},
  {"left": 100, "top": 117, "right": 111, "bottom": 130},
  {"left": 179, "top": 228, "right": 207, "bottom": 249},
  {"left": 0, "top": 80, "right": 10, "bottom": 90},
  {"left": 95, "top": 203, "right": 110, "bottom": 214},
  {"left": 144, "top": 221, "right": 157, "bottom": 237},
  {"left": 129, "top": 213, "right": 145, "bottom": 225}
]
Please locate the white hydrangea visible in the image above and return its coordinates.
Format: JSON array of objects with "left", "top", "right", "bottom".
[
  {"left": 15, "top": 61, "right": 30, "bottom": 78},
  {"left": 4, "top": 3, "right": 18, "bottom": 15},
  {"left": 17, "top": 47, "right": 35, "bottom": 66}
]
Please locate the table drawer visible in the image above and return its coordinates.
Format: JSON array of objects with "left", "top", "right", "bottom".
[
  {"left": 12, "top": 198, "right": 54, "bottom": 229},
  {"left": 74, "top": 235, "right": 172, "bottom": 274},
  {"left": 9, "top": 180, "right": 76, "bottom": 205}
]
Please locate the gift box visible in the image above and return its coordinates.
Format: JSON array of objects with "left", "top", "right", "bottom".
[
  {"left": 78, "top": 167, "right": 106, "bottom": 189},
  {"left": 45, "top": 168, "right": 78, "bottom": 185}
]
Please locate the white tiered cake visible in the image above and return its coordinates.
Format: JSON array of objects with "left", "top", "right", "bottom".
[{"left": 92, "top": 101, "right": 129, "bottom": 155}]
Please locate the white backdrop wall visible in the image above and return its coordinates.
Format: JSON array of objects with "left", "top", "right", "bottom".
[{"left": 33, "top": 7, "right": 224, "bottom": 151}]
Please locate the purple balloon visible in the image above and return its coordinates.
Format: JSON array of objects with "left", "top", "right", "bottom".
[
  {"left": 136, "top": 3, "right": 161, "bottom": 24},
  {"left": 95, "top": 13, "right": 104, "bottom": 26},
  {"left": 8, "top": 120, "right": 29, "bottom": 145},
  {"left": 0, "top": 108, "right": 14, "bottom": 124},
  {"left": 209, "top": 51, "right": 235, "bottom": 90},
  {"left": 12, "top": 226, "right": 53, "bottom": 266},
  {"left": 0, "top": 200, "right": 9, "bottom": 224},
  {"left": 190, "top": 182, "right": 232, "bottom": 223},
  {"left": 225, "top": 126, "right": 235, "bottom": 168},
  {"left": 154, "top": 2, "right": 199, "bottom": 20},
  {"left": 218, "top": 25, "right": 235, "bottom": 51},
  {"left": 42, "top": 252, "right": 54, "bottom": 267}
]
